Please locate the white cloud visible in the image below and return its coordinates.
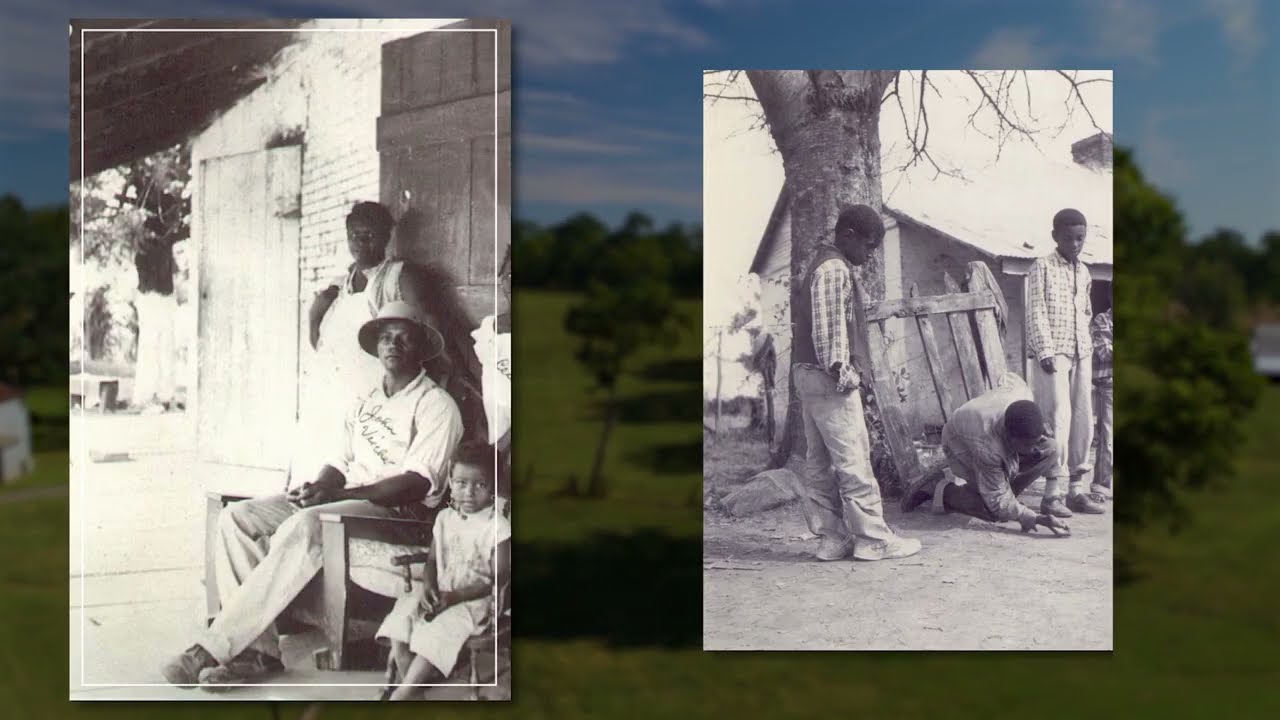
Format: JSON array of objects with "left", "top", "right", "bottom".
[
  {"left": 969, "top": 27, "right": 1058, "bottom": 68},
  {"left": 518, "top": 164, "right": 699, "bottom": 210},
  {"left": 1203, "top": 0, "right": 1265, "bottom": 67},
  {"left": 521, "top": 134, "right": 644, "bottom": 156},
  {"left": 1083, "top": 0, "right": 1167, "bottom": 66}
]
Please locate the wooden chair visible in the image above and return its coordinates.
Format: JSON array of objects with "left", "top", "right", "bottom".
[
  {"left": 203, "top": 492, "right": 432, "bottom": 670},
  {"left": 461, "top": 590, "right": 511, "bottom": 700},
  {"left": 205, "top": 492, "right": 510, "bottom": 672},
  {"left": 385, "top": 542, "right": 511, "bottom": 700}
]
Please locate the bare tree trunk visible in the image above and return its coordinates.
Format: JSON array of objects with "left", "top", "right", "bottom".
[
  {"left": 587, "top": 384, "right": 618, "bottom": 497},
  {"left": 747, "top": 70, "right": 898, "bottom": 476}
]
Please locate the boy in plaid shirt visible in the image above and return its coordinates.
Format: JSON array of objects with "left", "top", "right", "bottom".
[
  {"left": 1090, "top": 307, "right": 1113, "bottom": 499},
  {"left": 1026, "top": 208, "right": 1104, "bottom": 517},
  {"left": 790, "top": 204, "right": 921, "bottom": 562}
]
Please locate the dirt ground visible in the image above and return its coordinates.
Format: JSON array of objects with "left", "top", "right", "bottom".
[{"left": 703, "top": 437, "right": 1113, "bottom": 651}]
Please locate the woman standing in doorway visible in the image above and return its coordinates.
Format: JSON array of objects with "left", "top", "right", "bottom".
[{"left": 290, "top": 202, "right": 395, "bottom": 487}]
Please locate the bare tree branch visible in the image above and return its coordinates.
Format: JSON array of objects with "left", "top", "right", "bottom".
[
  {"left": 884, "top": 70, "right": 964, "bottom": 183},
  {"left": 1055, "top": 69, "right": 1108, "bottom": 136}
]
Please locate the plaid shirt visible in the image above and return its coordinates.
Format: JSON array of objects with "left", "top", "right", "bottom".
[
  {"left": 1091, "top": 309, "right": 1113, "bottom": 383},
  {"left": 810, "top": 258, "right": 861, "bottom": 393},
  {"left": 1026, "top": 251, "right": 1093, "bottom": 361}
]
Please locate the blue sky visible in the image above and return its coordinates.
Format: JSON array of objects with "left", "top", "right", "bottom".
[{"left": 3, "top": 0, "right": 1277, "bottom": 243}]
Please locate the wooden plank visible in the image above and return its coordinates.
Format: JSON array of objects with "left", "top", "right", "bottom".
[
  {"left": 864, "top": 320, "right": 921, "bottom": 482},
  {"left": 865, "top": 290, "right": 997, "bottom": 322},
  {"left": 197, "top": 148, "right": 300, "bottom": 470},
  {"left": 441, "top": 32, "right": 477, "bottom": 102},
  {"left": 433, "top": 142, "right": 474, "bottom": 278},
  {"left": 469, "top": 135, "right": 498, "bottom": 285},
  {"left": 911, "top": 284, "right": 955, "bottom": 422},
  {"left": 406, "top": 32, "right": 445, "bottom": 109},
  {"left": 965, "top": 261, "right": 1009, "bottom": 384},
  {"left": 497, "top": 21, "right": 512, "bottom": 92},
  {"left": 943, "top": 271, "right": 986, "bottom": 399},
  {"left": 974, "top": 310, "right": 1008, "bottom": 382},
  {"left": 376, "top": 90, "right": 510, "bottom": 150},
  {"left": 380, "top": 37, "right": 406, "bottom": 115},
  {"left": 473, "top": 27, "right": 496, "bottom": 95}
]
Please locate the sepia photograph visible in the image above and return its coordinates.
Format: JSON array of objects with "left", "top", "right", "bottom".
[
  {"left": 703, "top": 69, "right": 1113, "bottom": 650},
  {"left": 69, "top": 18, "right": 511, "bottom": 700}
]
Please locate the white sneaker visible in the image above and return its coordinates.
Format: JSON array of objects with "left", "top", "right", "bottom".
[
  {"left": 815, "top": 535, "right": 854, "bottom": 561},
  {"left": 853, "top": 535, "right": 922, "bottom": 561}
]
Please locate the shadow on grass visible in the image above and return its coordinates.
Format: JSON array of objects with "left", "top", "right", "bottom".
[
  {"left": 611, "top": 388, "right": 702, "bottom": 424},
  {"left": 514, "top": 529, "right": 701, "bottom": 647},
  {"left": 626, "top": 441, "right": 702, "bottom": 475},
  {"left": 640, "top": 359, "right": 702, "bottom": 383}
]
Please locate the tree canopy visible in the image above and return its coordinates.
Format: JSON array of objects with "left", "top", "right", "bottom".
[{"left": 515, "top": 211, "right": 701, "bottom": 298}]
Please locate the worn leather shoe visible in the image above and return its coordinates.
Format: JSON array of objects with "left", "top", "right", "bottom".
[
  {"left": 1040, "top": 497, "right": 1073, "bottom": 518},
  {"left": 1066, "top": 492, "right": 1106, "bottom": 514},
  {"left": 198, "top": 649, "right": 285, "bottom": 691},
  {"left": 160, "top": 644, "right": 217, "bottom": 688},
  {"left": 815, "top": 535, "right": 854, "bottom": 561}
]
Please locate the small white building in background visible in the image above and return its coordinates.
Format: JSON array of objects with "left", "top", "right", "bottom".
[{"left": 0, "top": 384, "right": 34, "bottom": 482}]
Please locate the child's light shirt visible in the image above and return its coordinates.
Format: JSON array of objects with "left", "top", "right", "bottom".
[{"left": 433, "top": 503, "right": 511, "bottom": 625}]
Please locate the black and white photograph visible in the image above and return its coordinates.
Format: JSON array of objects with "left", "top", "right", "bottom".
[
  {"left": 69, "top": 18, "right": 511, "bottom": 699},
  {"left": 703, "top": 69, "right": 1113, "bottom": 651}
]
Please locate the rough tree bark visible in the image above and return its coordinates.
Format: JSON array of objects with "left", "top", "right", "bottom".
[{"left": 746, "top": 70, "right": 901, "bottom": 486}]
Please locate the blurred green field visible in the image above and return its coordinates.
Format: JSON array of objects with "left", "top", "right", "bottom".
[
  {"left": 512, "top": 292, "right": 701, "bottom": 515},
  {"left": 0, "top": 451, "right": 68, "bottom": 493},
  {"left": 5, "top": 386, "right": 1274, "bottom": 717},
  {"left": 7, "top": 293, "right": 1279, "bottom": 716}
]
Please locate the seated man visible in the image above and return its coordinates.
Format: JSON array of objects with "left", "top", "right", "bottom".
[
  {"left": 901, "top": 373, "right": 1071, "bottom": 537},
  {"left": 162, "top": 301, "right": 463, "bottom": 689}
]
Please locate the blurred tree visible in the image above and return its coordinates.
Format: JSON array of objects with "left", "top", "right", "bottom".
[
  {"left": 0, "top": 195, "right": 68, "bottom": 386},
  {"left": 1174, "top": 257, "right": 1248, "bottom": 329},
  {"left": 551, "top": 213, "right": 609, "bottom": 290},
  {"left": 1112, "top": 148, "right": 1263, "bottom": 535},
  {"left": 1260, "top": 231, "right": 1280, "bottom": 305},
  {"left": 513, "top": 220, "right": 555, "bottom": 288},
  {"left": 1190, "top": 229, "right": 1258, "bottom": 304},
  {"left": 565, "top": 238, "right": 687, "bottom": 497},
  {"left": 513, "top": 213, "right": 702, "bottom": 296}
]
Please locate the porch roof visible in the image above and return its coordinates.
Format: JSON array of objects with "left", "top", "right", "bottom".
[{"left": 70, "top": 19, "right": 303, "bottom": 178}]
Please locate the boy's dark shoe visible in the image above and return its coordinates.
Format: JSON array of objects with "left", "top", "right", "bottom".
[
  {"left": 198, "top": 649, "right": 285, "bottom": 691},
  {"left": 1040, "top": 497, "right": 1074, "bottom": 518},
  {"left": 1066, "top": 492, "right": 1106, "bottom": 515}
]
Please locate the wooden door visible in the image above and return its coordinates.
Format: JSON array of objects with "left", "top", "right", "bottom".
[
  {"left": 377, "top": 19, "right": 511, "bottom": 325},
  {"left": 197, "top": 146, "right": 302, "bottom": 469}
]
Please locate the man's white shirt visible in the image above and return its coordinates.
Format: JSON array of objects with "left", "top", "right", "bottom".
[{"left": 327, "top": 369, "right": 463, "bottom": 507}]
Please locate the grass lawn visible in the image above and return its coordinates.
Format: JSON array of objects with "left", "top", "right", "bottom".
[
  {"left": 513, "top": 291, "right": 703, "bottom": 510},
  {"left": 23, "top": 386, "right": 68, "bottom": 419},
  {"left": 0, "top": 451, "right": 68, "bottom": 494},
  {"left": 7, "top": 295, "right": 1279, "bottom": 715}
]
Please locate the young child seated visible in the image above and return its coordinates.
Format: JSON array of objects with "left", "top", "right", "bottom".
[{"left": 378, "top": 442, "right": 511, "bottom": 700}]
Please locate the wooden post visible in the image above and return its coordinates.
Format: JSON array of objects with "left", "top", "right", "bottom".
[{"left": 714, "top": 329, "right": 723, "bottom": 435}]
